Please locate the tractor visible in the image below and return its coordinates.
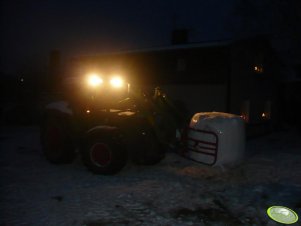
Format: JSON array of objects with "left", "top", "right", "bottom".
[{"left": 40, "top": 72, "right": 188, "bottom": 175}]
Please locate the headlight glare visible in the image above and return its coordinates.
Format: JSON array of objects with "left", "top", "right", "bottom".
[
  {"left": 87, "top": 74, "right": 103, "bottom": 87},
  {"left": 110, "top": 77, "right": 124, "bottom": 88}
]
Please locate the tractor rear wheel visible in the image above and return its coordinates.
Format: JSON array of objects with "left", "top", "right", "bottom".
[{"left": 41, "top": 114, "right": 76, "bottom": 164}]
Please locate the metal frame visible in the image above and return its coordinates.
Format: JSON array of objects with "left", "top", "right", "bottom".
[{"left": 181, "top": 126, "right": 219, "bottom": 166}]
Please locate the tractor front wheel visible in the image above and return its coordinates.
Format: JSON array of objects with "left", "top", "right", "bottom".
[
  {"left": 131, "top": 129, "right": 165, "bottom": 165},
  {"left": 81, "top": 133, "right": 127, "bottom": 175}
]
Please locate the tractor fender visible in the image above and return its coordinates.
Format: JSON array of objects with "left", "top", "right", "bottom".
[
  {"left": 85, "top": 125, "right": 124, "bottom": 142},
  {"left": 45, "top": 101, "right": 73, "bottom": 116},
  {"left": 42, "top": 101, "right": 75, "bottom": 137},
  {"left": 86, "top": 125, "right": 118, "bottom": 134},
  {"left": 82, "top": 126, "right": 125, "bottom": 150}
]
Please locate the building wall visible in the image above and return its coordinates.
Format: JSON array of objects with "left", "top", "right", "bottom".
[
  {"left": 69, "top": 39, "right": 282, "bottom": 124},
  {"left": 229, "top": 39, "right": 282, "bottom": 124},
  {"left": 161, "top": 84, "right": 228, "bottom": 115}
]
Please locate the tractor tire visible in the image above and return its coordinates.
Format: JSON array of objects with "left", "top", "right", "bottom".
[
  {"left": 41, "top": 113, "right": 76, "bottom": 164},
  {"left": 81, "top": 133, "right": 127, "bottom": 175},
  {"left": 131, "top": 129, "right": 165, "bottom": 165}
]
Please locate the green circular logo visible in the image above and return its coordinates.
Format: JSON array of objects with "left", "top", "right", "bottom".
[{"left": 267, "top": 206, "right": 299, "bottom": 224}]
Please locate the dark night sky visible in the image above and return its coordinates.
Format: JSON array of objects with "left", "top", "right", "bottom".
[{"left": 1, "top": 0, "right": 236, "bottom": 74}]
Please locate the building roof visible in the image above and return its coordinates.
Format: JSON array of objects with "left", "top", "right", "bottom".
[{"left": 72, "top": 40, "right": 232, "bottom": 60}]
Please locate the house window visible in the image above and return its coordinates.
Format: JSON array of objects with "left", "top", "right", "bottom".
[
  {"left": 254, "top": 64, "right": 264, "bottom": 74},
  {"left": 240, "top": 100, "right": 250, "bottom": 122},
  {"left": 177, "top": 58, "right": 186, "bottom": 72},
  {"left": 254, "top": 52, "right": 264, "bottom": 74},
  {"left": 261, "top": 100, "right": 271, "bottom": 120}
]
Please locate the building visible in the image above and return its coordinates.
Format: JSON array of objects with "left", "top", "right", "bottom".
[{"left": 67, "top": 37, "right": 284, "bottom": 129}]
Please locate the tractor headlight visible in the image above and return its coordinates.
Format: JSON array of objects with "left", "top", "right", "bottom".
[
  {"left": 87, "top": 74, "right": 103, "bottom": 87},
  {"left": 110, "top": 76, "right": 124, "bottom": 88}
]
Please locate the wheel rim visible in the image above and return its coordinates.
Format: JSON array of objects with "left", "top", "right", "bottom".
[{"left": 90, "top": 143, "right": 112, "bottom": 167}]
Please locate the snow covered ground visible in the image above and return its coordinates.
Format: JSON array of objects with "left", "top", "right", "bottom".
[{"left": 0, "top": 126, "right": 301, "bottom": 226}]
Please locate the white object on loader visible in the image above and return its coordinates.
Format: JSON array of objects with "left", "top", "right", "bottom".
[{"left": 187, "top": 112, "right": 245, "bottom": 167}]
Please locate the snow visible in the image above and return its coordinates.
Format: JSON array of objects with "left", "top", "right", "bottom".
[{"left": 0, "top": 126, "right": 301, "bottom": 226}]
